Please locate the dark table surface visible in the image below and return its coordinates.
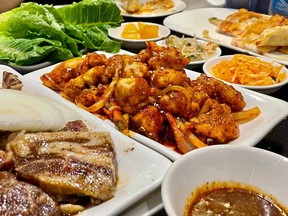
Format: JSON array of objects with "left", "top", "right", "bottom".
[
  {"left": 2, "top": 3, "right": 287, "bottom": 216},
  {"left": 122, "top": 15, "right": 288, "bottom": 216}
]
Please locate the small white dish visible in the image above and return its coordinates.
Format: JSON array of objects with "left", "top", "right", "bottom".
[
  {"left": 203, "top": 55, "right": 288, "bottom": 94},
  {"left": 156, "top": 39, "right": 222, "bottom": 68},
  {"left": 108, "top": 22, "right": 170, "bottom": 50},
  {"left": 162, "top": 145, "right": 288, "bottom": 216}
]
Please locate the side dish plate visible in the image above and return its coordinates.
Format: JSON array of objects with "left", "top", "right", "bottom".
[
  {"left": 0, "top": 64, "right": 172, "bottom": 216},
  {"left": 108, "top": 22, "right": 171, "bottom": 50},
  {"left": 202, "top": 55, "right": 288, "bottom": 94},
  {"left": 156, "top": 39, "right": 222, "bottom": 67},
  {"left": 163, "top": 7, "right": 288, "bottom": 66},
  {"left": 24, "top": 50, "right": 288, "bottom": 162}
]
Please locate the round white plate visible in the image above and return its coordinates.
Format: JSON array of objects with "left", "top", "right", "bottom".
[
  {"left": 108, "top": 22, "right": 171, "bottom": 50},
  {"left": 116, "top": 0, "right": 186, "bottom": 18}
]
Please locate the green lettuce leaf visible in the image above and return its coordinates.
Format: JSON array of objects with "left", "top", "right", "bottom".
[
  {"left": 0, "top": 32, "right": 74, "bottom": 66},
  {"left": 57, "top": 0, "right": 123, "bottom": 26},
  {"left": 58, "top": 0, "right": 122, "bottom": 53},
  {"left": 0, "top": 3, "right": 80, "bottom": 56},
  {"left": 0, "top": 0, "right": 123, "bottom": 66}
]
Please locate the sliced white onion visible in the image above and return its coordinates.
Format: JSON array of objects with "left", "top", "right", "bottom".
[{"left": 0, "top": 89, "right": 81, "bottom": 132}]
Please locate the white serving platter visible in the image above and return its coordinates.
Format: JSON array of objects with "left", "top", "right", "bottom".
[
  {"left": 0, "top": 64, "right": 172, "bottom": 216},
  {"left": 24, "top": 50, "right": 288, "bottom": 162}
]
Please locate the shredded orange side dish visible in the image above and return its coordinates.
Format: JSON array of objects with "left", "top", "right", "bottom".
[{"left": 211, "top": 54, "right": 287, "bottom": 86}]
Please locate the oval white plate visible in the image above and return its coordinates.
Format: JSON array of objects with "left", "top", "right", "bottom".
[
  {"left": 116, "top": 0, "right": 186, "bottom": 18},
  {"left": 203, "top": 55, "right": 288, "bottom": 94},
  {"left": 156, "top": 39, "right": 222, "bottom": 67},
  {"left": 108, "top": 22, "right": 171, "bottom": 50}
]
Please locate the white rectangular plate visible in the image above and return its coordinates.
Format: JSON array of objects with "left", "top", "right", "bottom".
[
  {"left": 23, "top": 50, "right": 288, "bottom": 162},
  {"left": 163, "top": 7, "right": 288, "bottom": 66},
  {"left": 0, "top": 64, "right": 172, "bottom": 216}
]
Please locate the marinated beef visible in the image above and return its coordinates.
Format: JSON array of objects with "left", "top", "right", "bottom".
[
  {"left": 8, "top": 131, "right": 117, "bottom": 204},
  {"left": 0, "top": 150, "right": 13, "bottom": 171},
  {"left": 0, "top": 171, "right": 61, "bottom": 216},
  {"left": 1, "top": 71, "right": 23, "bottom": 90}
]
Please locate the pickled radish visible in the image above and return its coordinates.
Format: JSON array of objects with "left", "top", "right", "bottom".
[
  {"left": 121, "top": 23, "right": 141, "bottom": 39},
  {"left": 121, "top": 22, "right": 159, "bottom": 39},
  {"left": 140, "top": 24, "right": 159, "bottom": 39}
]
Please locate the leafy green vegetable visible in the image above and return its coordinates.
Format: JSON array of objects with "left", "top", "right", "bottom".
[
  {"left": 0, "top": 0, "right": 123, "bottom": 66},
  {"left": 58, "top": 0, "right": 123, "bottom": 27}
]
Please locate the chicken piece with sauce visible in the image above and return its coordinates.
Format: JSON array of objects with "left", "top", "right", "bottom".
[
  {"left": 137, "top": 41, "right": 190, "bottom": 70},
  {"left": 189, "top": 99, "right": 240, "bottom": 143},
  {"left": 40, "top": 52, "right": 107, "bottom": 91},
  {"left": 131, "top": 105, "right": 164, "bottom": 141},
  {"left": 190, "top": 75, "right": 246, "bottom": 112},
  {"left": 120, "top": 55, "right": 150, "bottom": 79},
  {"left": 61, "top": 65, "right": 107, "bottom": 101},
  {"left": 150, "top": 68, "right": 189, "bottom": 89},
  {"left": 115, "top": 77, "right": 151, "bottom": 114}
]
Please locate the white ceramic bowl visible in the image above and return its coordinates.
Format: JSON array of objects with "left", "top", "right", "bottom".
[
  {"left": 203, "top": 55, "right": 288, "bottom": 94},
  {"left": 108, "top": 22, "right": 170, "bottom": 51},
  {"left": 162, "top": 145, "right": 288, "bottom": 216},
  {"left": 156, "top": 39, "right": 222, "bottom": 69}
]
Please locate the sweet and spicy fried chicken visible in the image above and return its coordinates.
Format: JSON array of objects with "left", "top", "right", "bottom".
[
  {"left": 131, "top": 105, "right": 164, "bottom": 141},
  {"left": 189, "top": 102, "right": 239, "bottom": 143},
  {"left": 140, "top": 41, "right": 190, "bottom": 70},
  {"left": 159, "top": 90, "right": 191, "bottom": 118},
  {"left": 61, "top": 66, "right": 107, "bottom": 101},
  {"left": 40, "top": 56, "right": 90, "bottom": 91},
  {"left": 190, "top": 75, "right": 246, "bottom": 112},
  {"left": 150, "top": 68, "right": 189, "bottom": 89},
  {"left": 114, "top": 77, "right": 151, "bottom": 115},
  {"left": 121, "top": 56, "right": 150, "bottom": 79},
  {"left": 214, "top": 79, "right": 246, "bottom": 112},
  {"left": 74, "top": 85, "right": 107, "bottom": 108}
]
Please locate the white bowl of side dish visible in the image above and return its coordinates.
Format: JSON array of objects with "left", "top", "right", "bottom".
[
  {"left": 203, "top": 54, "right": 288, "bottom": 94},
  {"left": 156, "top": 35, "right": 222, "bottom": 68},
  {"left": 161, "top": 145, "right": 288, "bottom": 216},
  {"left": 108, "top": 22, "right": 170, "bottom": 51}
]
